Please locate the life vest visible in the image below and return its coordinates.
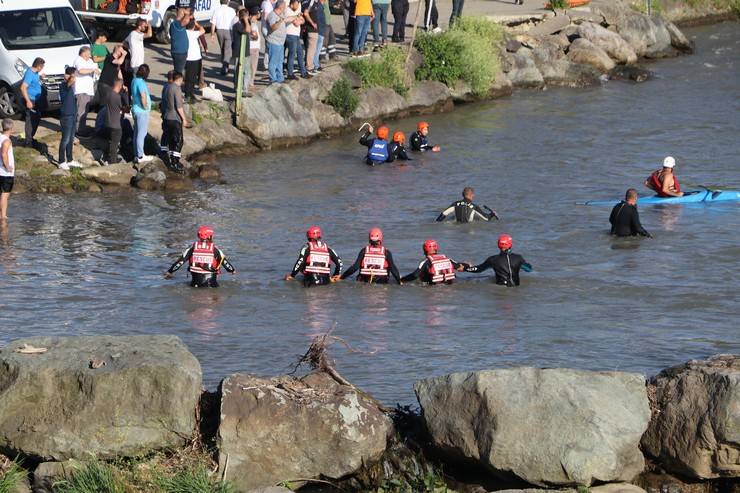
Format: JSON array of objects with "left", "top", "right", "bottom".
[
  {"left": 648, "top": 170, "right": 681, "bottom": 197},
  {"left": 189, "top": 241, "right": 219, "bottom": 274},
  {"left": 359, "top": 245, "right": 388, "bottom": 277},
  {"left": 304, "top": 241, "right": 332, "bottom": 275},
  {"left": 426, "top": 254, "right": 456, "bottom": 284},
  {"left": 368, "top": 139, "right": 389, "bottom": 163}
]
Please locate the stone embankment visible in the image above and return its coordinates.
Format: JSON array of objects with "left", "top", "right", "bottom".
[{"left": 0, "top": 335, "right": 737, "bottom": 493}]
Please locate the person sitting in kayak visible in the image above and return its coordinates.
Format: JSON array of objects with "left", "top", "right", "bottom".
[
  {"left": 401, "top": 239, "right": 467, "bottom": 285},
  {"left": 360, "top": 125, "right": 394, "bottom": 165},
  {"left": 436, "top": 187, "right": 499, "bottom": 223},
  {"left": 410, "top": 121, "right": 440, "bottom": 152},
  {"left": 609, "top": 188, "right": 652, "bottom": 238},
  {"left": 164, "top": 226, "right": 236, "bottom": 287},
  {"left": 464, "top": 234, "right": 531, "bottom": 287},
  {"left": 339, "top": 227, "right": 402, "bottom": 284},
  {"left": 390, "top": 131, "right": 411, "bottom": 161},
  {"left": 285, "top": 225, "right": 342, "bottom": 287},
  {"left": 645, "top": 156, "right": 684, "bottom": 197}
]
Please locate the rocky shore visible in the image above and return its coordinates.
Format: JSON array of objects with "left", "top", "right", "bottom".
[{"left": 0, "top": 335, "right": 737, "bottom": 493}]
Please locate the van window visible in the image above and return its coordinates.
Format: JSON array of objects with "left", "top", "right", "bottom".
[{"left": 0, "top": 7, "right": 87, "bottom": 50}]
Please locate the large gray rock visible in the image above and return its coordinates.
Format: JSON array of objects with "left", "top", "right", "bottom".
[
  {"left": 592, "top": 3, "right": 673, "bottom": 58},
  {"left": 665, "top": 20, "right": 693, "bottom": 53},
  {"left": 353, "top": 87, "right": 407, "bottom": 120},
  {"left": 644, "top": 15, "right": 674, "bottom": 59},
  {"left": 567, "top": 38, "right": 616, "bottom": 73},
  {"left": 406, "top": 81, "right": 451, "bottom": 110},
  {"left": 217, "top": 371, "right": 392, "bottom": 492},
  {"left": 642, "top": 355, "right": 740, "bottom": 479},
  {"left": 0, "top": 336, "right": 202, "bottom": 461},
  {"left": 577, "top": 22, "right": 638, "bottom": 64},
  {"left": 81, "top": 162, "right": 136, "bottom": 186},
  {"left": 415, "top": 367, "right": 650, "bottom": 487},
  {"left": 505, "top": 49, "right": 545, "bottom": 88},
  {"left": 532, "top": 39, "right": 601, "bottom": 87}
]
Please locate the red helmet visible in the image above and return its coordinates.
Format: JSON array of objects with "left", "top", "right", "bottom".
[
  {"left": 369, "top": 227, "right": 383, "bottom": 243},
  {"left": 498, "top": 234, "right": 513, "bottom": 251},
  {"left": 377, "top": 126, "right": 390, "bottom": 140},
  {"left": 306, "top": 225, "right": 322, "bottom": 241},
  {"left": 417, "top": 121, "right": 429, "bottom": 132},
  {"left": 423, "top": 239, "right": 438, "bottom": 255},
  {"left": 197, "top": 225, "right": 214, "bottom": 240},
  {"left": 392, "top": 131, "right": 405, "bottom": 144}
]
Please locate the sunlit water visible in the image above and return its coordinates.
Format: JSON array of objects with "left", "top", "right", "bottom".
[{"left": 1, "top": 23, "right": 738, "bottom": 404}]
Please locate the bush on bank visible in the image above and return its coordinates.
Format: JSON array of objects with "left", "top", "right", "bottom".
[
  {"left": 415, "top": 17, "right": 504, "bottom": 96},
  {"left": 326, "top": 76, "right": 360, "bottom": 118},
  {"left": 346, "top": 46, "right": 409, "bottom": 95}
]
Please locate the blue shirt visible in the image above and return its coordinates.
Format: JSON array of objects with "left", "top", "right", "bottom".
[
  {"left": 170, "top": 21, "right": 189, "bottom": 54},
  {"left": 60, "top": 83, "right": 76, "bottom": 117},
  {"left": 131, "top": 77, "right": 150, "bottom": 114},
  {"left": 22, "top": 68, "right": 42, "bottom": 102}
]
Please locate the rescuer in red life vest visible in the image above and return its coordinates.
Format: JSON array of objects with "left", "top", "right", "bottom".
[
  {"left": 401, "top": 239, "right": 467, "bottom": 285},
  {"left": 338, "top": 227, "right": 402, "bottom": 284},
  {"left": 644, "top": 156, "right": 684, "bottom": 197},
  {"left": 285, "top": 225, "right": 343, "bottom": 287},
  {"left": 164, "top": 226, "right": 236, "bottom": 287}
]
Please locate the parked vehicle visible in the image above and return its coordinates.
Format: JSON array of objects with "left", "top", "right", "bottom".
[
  {"left": 0, "top": 0, "right": 91, "bottom": 118},
  {"left": 70, "top": 0, "right": 219, "bottom": 43}
]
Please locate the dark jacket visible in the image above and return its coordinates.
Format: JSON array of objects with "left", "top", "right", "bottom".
[{"left": 609, "top": 201, "right": 651, "bottom": 237}]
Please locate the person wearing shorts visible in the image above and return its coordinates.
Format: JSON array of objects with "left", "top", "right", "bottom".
[{"left": 0, "top": 118, "right": 15, "bottom": 219}]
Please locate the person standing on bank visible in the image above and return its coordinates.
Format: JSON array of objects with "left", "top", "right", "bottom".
[
  {"left": 391, "top": 0, "right": 408, "bottom": 42},
  {"left": 185, "top": 19, "right": 206, "bottom": 102},
  {"left": 352, "top": 0, "right": 374, "bottom": 55},
  {"left": 285, "top": 0, "right": 308, "bottom": 79},
  {"left": 305, "top": 0, "right": 327, "bottom": 75},
  {"left": 0, "top": 119, "right": 15, "bottom": 220},
  {"left": 266, "top": 1, "right": 292, "bottom": 84},
  {"left": 124, "top": 19, "right": 152, "bottom": 88},
  {"left": 609, "top": 188, "right": 652, "bottom": 238},
  {"left": 19, "top": 58, "right": 45, "bottom": 149},
  {"left": 449, "top": 0, "right": 464, "bottom": 26},
  {"left": 96, "top": 45, "right": 127, "bottom": 107},
  {"left": 163, "top": 72, "right": 188, "bottom": 173},
  {"left": 102, "top": 79, "right": 128, "bottom": 165},
  {"left": 170, "top": 8, "right": 191, "bottom": 73},
  {"left": 72, "top": 46, "right": 99, "bottom": 136},
  {"left": 211, "top": 0, "right": 237, "bottom": 75},
  {"left": 58, "top": 67, "right": 80, "bottom": 171},
  {"left": 423, "top": 0, "right": 439, "bottom": 32},
  {"left": 131, "top": 64, "right": 153, "bottom": 165},
  {"left": 372, "top": 0, "right": 390, "bottom": 48}
]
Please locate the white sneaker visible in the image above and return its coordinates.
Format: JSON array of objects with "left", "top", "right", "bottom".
[
  {"left": 67, "top": 160, "right": 83, "bottom": 168},
  {"left": 58, "top": 162, "right": 70, "bottom": 171},
  {"left": 432, "top": 27, "right": 443, "bottom": 33},
  {"left": 138, "top": 155, "right": 154, "bottom": 163}
]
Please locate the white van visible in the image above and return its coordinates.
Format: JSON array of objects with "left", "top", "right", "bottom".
[{"left": 0, "top": 0, "right": 91, "bottom": 118}]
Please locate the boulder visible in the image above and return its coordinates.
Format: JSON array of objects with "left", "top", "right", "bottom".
[
  {"left": 406, "top": 81, "right": 452, "bottom": 110},
  {"left": 237, "top": 83, "right": 321, "bottom": 147},
  {"left": 567, "top": 38, "right": 616, "bottom": 73},
  {"left": 197, "top": 165, "right": 221, "bottom": 181},
  {"left": 591, "top": 484, "right": 647, "bottom": 493},
  {"left": 577, "top": 22, "right": 638, "bottom": 64},
  {"left": 641, "top": 355, "right": 740, "bottom": 479},
  {"left": 307, "top": 100, "right": 345, "bottom": 132},
  {"left": 134, "top": 170, "right": 167, "bottom": 191},
  {"left": 81, "top": 162, "right": 136, "bottom": 186},
  {"left": 415, "top": 367, "right": 650, "bottom": 487},
  {"left": 665, "top": 20, "right": 693, "bottom": 53},
  {"left": 591, "top": 3, "right": 676, "bottom": 58},
  {"left": 609, "top": 65, "right": 653, "bottom": 83},
  {"left": 353, "top": 87, "right": 407, "bottom": 120},
  {"left": 0, "top": 335, "right": 202, "bottom": 461},
  {"left": 163, "top": 173, "right": 194, "bottom": 192},
  {"left": 644, "top": 15, "right": 674, "bottom": 59},
  {"left": 33, "top": 460, "right": 83, "bottom": 493},
  {"left": 217, "top": 371, "right": 393, "bottom": 492},
  {"left": 505, "top": 49, "right": 545, "bottom": 88}
]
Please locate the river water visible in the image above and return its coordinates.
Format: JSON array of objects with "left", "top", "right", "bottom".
[{"left": 1, "top": 23, "right": 738, "bottom": 404}]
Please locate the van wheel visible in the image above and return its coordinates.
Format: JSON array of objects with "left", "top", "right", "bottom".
[
  {"left": 155, "top": 10, "right": 176, "bottom": 44},
  {"left": 0, "top": 84, "right": 20, "bottom": 119}
]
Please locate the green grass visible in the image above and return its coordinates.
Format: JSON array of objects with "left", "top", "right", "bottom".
[
  {"left": 346, "top": 46, "right": 409, "bottom": 96},
  {"left": 155, "top": 464, "right": 234, "bottom": 493},
  {"left": 54, "top": 461, "right": 127, "bottom": 493},
  {"left": 548, "top": 0, "right": 569, "bottom": 9},
  {"left": 325, "top": 76, "right": 360, "bottom": 118},
  {"left": 415, "top": 17, "right": 503, "bottom": 96},
  {"left": 0, "top": 460, "right": 27, "bottom": 493}
]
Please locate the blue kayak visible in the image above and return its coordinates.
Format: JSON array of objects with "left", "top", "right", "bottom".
[{"left": 579, "top": 190, "right": 740, "bottom": 206}]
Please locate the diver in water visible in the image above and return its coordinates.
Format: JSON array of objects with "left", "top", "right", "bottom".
[
  {"left": 339, "top": 227, "right": 402, "bottom": 284},
  {"left": 464, "top": 234, "right": 532, "bottom": 287},
  {"left": 410, "top": 121, "right": 440, "bottom": 152},
  {"left": 436, "top": 186, "right": 499, "bottom": 223},
  {"left": 285, "top": 225, "right": 343, "bottom": 287},
  {"left": 401, "top": 239, "right": 467, "bottom": 285},
  {"left": 165, "top": 226, "right": 236, "bottom": 287},
  {"left": 389, "top": 131, "right": 411, "bottom": 161},
  {"left": 359, "top": 124, "right": 394, "bottom": 165}
]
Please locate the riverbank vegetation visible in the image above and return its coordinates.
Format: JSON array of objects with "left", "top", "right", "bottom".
[
  {"left": 326, "top": 76, "right": 360, "bottom": 118},
  {"left": 414, "top": 17, "right": 504, "bottom": 96},
  {"left": 346, "top": 46, "right": 409, "bottom": 96}
]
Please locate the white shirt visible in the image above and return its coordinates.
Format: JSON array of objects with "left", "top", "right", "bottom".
[
  {"left": 126, "top": 30, "right": 146, "bottom": 68},
  {"left": 186, "top": 30, "right": 203, "bottom": 61},
  {"left": 285, "top": 6, "right": 302, "bottom": 36},
  {"left": 212, "top": 4, "right": 237, "bottom": 30},
  {"left": 73, "top": 56, "right": 97, "bottom": 96},
  {"left": 250, "top": 20, "right": 261, "bottom": 50},
  {"left": 261, "top": 0, "right": 274, "bottom": 32},
  {"left": 0, "top": 134, "right": 14, "bottom": 177}
]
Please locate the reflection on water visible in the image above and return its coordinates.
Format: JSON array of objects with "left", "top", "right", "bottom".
[{"left": 0, "top": 24, "right": 739, "bottom": 404}]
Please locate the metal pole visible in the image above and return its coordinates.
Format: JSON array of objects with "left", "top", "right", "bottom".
[
  {"left": 646, "top": 0, "right": 652, "bottom": 16},
  {"left": 235, "top": 32, "right": 248, "bottom": 119}
]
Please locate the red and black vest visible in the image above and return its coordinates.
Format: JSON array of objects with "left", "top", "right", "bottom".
[
  {"left": 648, "top": 170, "right": 681, "bottom": 197},
  {"left": 189, "top": 241, "right": 219, "bottom": 274},
  {"left": 359, "top": 245, "right": 388, "bottom": 277},
  {"left": 426, "top": 254, "right": 456, "bottom": 284},
  {"left": 304, "top": 241, "right": 332, "bottom": 275}
]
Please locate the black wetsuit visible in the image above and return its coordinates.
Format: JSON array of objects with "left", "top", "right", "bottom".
[
  {"left": 359, "top": 131, "right": 394, "bottom": 165},
  {"left": 402, "top": 256, "right": 465, "bottom": 284},
  {"left": 436, "top": 199, "right": 498, "bottom": 223},
  {"left": 410, "top": 131, "right": 434, "bottom": 152},
  {"left": 465, "top": 251, "right": 531, "bottom": 287},
  {"left": 389, "top": 142, "right": 411, "bottom": 161},
  {"left": 167, "top": 244, "right": 235, "bottom": 287},
  {"left": 290, "top": 242, "right": 343, "bottom": 287},
  {"left": 340, "top": 246, "right": 402, "bottom": 284},
  {"left": 609, "top": 201, "right": 651, "bottom": 238}
]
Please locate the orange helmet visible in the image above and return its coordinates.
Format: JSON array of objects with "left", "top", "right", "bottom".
[
  {"left": 423, "top": 239, "right": 438, "bottom": 255},
  {"left": 376, "top": 126, "right": 390, "bottom": 140},
  {"left": 392, "top": 131, "right": 405, "bottom": 143},
  {"left": 417, "top": 121, "right": 429, "bottom": 132},
  {"left": 197, "top": 225, "right": 214, "bottom": 240},
  {"left": 369, "top": 227, "right": 383, "bottom": 243},
  {"left": 498, "top": 234, "right": 513, "bottom": 251},
  {"left": 306, "top": 225, "right": 322, "bottom": 241}
]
